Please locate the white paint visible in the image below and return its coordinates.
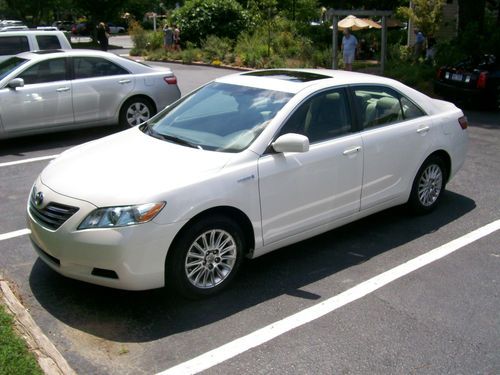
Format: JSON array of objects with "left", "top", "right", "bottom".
[
  {"left": 0, "top": 155, "right": 59, "bottom": 168},
  {"left": 158, "top": 219, "right": 500, "bottom": 375},
  {"left": 0, "top": 228, "right": 31, "bottom": 241}
]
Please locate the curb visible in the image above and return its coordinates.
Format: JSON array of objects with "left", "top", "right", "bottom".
[{"left": 0, "top": 274, "right": 76, "bottom": 375}]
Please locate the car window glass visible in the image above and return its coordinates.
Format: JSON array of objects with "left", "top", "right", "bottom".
[
  {"left": 0, "top": 36, "right": 29, "bottom": 55},
  {"left": 73, "top": 56, "right": 129, "bottom": 79},
  {"left": 278, "top": 88, "right": 352, "bottom": 143},
  {"left": 36, "top": 35, "right": 62, "bottom": 50},
  {"left": 354, "top": 86, "right": 403, "bottom": 128},
  {"left": 0, "top": 57, "right": 28, "bottom": 80},
  {"left": 149, "top": 82, "right": 292, "bottom": 152},
  {"left": 400, "top": 96, "right": 425, "bottom": 120},
  {"left": 18, "top": 58, "right": 67, "bottom": 84}
]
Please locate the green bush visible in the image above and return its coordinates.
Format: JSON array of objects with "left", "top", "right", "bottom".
[
  {"left": 172, "top": 0, "right": 251, "bottom": 46},
  {"left": 202, "top": 35, "right": 233, "bottom": 63},
  {"left": 147, "top": 31, "right": 164, "bottom": 51},
  {"left": 235, "top": 31, "right": 269, "bottom": 68},
  {"left": 129, "top": 21, "right": 148, "bottom": 51},
  {"left": 181, "top": 42, "right": 203, "bottom": 63}
]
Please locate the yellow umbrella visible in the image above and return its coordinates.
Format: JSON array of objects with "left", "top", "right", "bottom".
[{"left": 337, "top": 15, "right": 370, "bottom": 31}]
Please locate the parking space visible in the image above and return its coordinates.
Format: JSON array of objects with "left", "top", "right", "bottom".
[{"left": 0, "top": 65, "right": 499, "bottom": 374}]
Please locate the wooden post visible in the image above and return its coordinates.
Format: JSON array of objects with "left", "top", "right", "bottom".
[
  {"left": 332, "top": 15, "right": 338, "bottom": 69},
  {"left": 381, "top": 15, "right": 387, "bottom": 74}
]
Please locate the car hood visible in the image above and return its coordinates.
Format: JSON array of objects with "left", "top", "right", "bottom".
[{"left": 40, "top": 128, "right": 234, "bottom": 207}]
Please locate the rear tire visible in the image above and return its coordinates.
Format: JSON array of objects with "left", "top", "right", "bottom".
[
  {"left": 408, "top": 155, "right": 447, "bottom": 214},
  {"left": 119, "top": 97, "right": 155, "bottom": 128},
  {"left": 165, "top": 215, "right": 245, "bottom": 299}
]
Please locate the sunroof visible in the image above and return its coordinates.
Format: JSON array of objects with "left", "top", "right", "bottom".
[
  {"left": 243, "top": 70, "right": 330, "bottom": 82},
  {"left": 33, "top": 49, "right": 64, "bottom": 55}
]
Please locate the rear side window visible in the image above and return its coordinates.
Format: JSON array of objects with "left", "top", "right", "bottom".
[
  {"left": 354, "top": 86, "right": 425, "bottom": 128},
  {"left": 73, "top": 56, "right": 129, "bottom": 79},
  {"left": 0, "top": 36, "right": 29, "bottom": 56},
  {"left": 36, "top": 35, "right": 62, "bottom": 50}
]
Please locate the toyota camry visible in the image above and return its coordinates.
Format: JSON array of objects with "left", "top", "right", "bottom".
[{"left": 27, "top": 69, "right": 468, "bottom": 298}]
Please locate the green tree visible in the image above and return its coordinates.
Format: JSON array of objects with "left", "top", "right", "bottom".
[
  {"left": 397, "top": 0, "right": 445, "bottom": 36},
  {"left": 172, "top": 0, "right": 252, "bottom": 46}
]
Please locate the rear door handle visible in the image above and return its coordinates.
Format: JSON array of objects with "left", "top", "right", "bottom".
[
  {"left": 56, "top": 87, "right": 70, "bottom": 92},
  {"left": 118, "top": 79, "right": 131, "bottom": 84},
  {"left": 343, "top": 146, "right": 362, "bottom": 155},
  {"left": 417, "top": 126, "right": 430, "bottom": 134}
]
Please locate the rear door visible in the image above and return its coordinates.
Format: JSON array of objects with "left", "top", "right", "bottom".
[
  {"left": 352, "top": 85, "right": 433, "bottom": 210},
  {"left": 70, "top": 56, "right": 135, "bottom": 124},
  {"left": 0, "top": 57, "right": 73, "bottom": 133}
]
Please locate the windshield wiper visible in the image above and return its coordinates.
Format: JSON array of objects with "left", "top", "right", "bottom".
[{"left": 143, "top": 124, "right": 203, "bottom": 150}]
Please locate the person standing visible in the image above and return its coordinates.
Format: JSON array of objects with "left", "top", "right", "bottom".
[
  {"left": 413, "top": 29, "right": 425, "bottom": 60},
  {"left": 341, "top": 28, "right": 357, "bottom": 71},
  {"left": 97, "top": 22, "right": 109, "bottom": 51},
  {"left": 173, "top": 25, "right": 181, "bottom": 51},
  {"left": 163, "top": 23, "right": 174, "bottom": 51}
]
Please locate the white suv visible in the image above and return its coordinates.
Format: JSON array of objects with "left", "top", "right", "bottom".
[{"left": 0, "top": 30, "right": 71, "bottom": 63}]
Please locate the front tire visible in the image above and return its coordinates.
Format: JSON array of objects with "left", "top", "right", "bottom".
[
  {"left": 408, "top": 155, "right": 447, "bottom": 214},
  {"left": 166, "top": 215, "right": 245, "bottom": 298},
  {"left": 119, "top": 97, "right": 155, "bottom": 128}
]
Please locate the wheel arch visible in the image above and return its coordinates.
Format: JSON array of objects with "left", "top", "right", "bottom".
[
  {"left": 166, "top": 206, "right": 256, "bottom": 263},
  {"left": 427, "top": 149, "right": 451, "bottom": 183},
  {"left": 122, "top": 94, "right": 158, "bottom": 114}
]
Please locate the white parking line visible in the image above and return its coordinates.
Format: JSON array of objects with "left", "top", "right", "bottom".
[
  {"left": 0, "top": 155, "right": 59, "bottom": 168},
  {"left": 0, "top": 228, "right": 31, "bottom": 242},
  {"left": 158, "top": 219, "right": 500, "bottom": 375}
]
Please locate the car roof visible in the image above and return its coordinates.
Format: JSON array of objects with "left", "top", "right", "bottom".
[
  {"left": 216, "top": 68, "right": 402, "bottom": 94},
  {"left": 16, "top": 49, "right": 121, "bottom": 60},
  {"left": 0, "top": 30, "right": 67, "bottom": 36}
]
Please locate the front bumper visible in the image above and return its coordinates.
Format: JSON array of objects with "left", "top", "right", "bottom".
[{"left": 27, "top": 180, "right": 185, "bottom": 291}]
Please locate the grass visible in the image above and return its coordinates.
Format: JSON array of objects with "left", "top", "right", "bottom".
[{"left": 0, "top": 303, "right": 42, "bottom": 375}]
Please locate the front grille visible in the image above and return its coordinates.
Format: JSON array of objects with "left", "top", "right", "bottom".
[{"left": 29, "top": 191, "right": 79, "bottom": 230}]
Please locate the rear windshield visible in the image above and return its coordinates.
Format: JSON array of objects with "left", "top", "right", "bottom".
[
  {"left": 0, "top": 57, "right": 29, "bottom": 81},
  {"left": 0, "top": 35, "right": 29, "bottom": 56}
]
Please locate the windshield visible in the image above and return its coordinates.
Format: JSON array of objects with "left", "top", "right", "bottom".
[
  {"left": 147, "top": 82, "right": 293, "bottom": 152},
  {"left": 0, "top": 57, "right": 28, "bottom": 81}
]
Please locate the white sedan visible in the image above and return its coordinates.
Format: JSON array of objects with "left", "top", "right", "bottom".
[
  {"left": 0, "top": 50, "right": 180, "bottom": 139},
  {"left": 27, "top": 69, "right": 468, "bottom": 298}
]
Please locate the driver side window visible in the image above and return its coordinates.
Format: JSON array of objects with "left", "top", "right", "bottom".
[{"left": 278, "top": 88, "right": 352, "bottom": 143}]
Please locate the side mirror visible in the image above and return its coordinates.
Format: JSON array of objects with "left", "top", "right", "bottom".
[
  {"left": 272, "top": 133, "right": 309, "bottom": 153},
  {"left": 7, "top": 78, "right": 24, "bottom": 89}
]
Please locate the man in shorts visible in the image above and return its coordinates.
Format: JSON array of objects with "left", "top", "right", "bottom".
[{"left": 341, "top": 28, "right": 358, "bottom": 71}]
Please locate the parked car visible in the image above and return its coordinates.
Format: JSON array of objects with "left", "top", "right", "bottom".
[
  {"left": 0, "top": 30, "right": 71, "bottom": 63},
  {"left": 107, "top": 22, "right": 126, "bottom": 34},
  {"left": 52, "top": 21, "right": 73, "bottom": 31},
  {"left": 0, "top": 49, "right": 180, "bottom": 139},
  {"left": 27, "top": 69, "right": 468, "bottom": 298},
  {"left": 434, "top": 54, "right": 500, "bottom": 109}
]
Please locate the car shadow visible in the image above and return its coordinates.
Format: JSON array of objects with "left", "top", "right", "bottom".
[
  {"left": 29, "top": 191, "right": 475, "bottom": 343},
  {"left": 0, "top": 126, "right": 120, "bottom": 157}
]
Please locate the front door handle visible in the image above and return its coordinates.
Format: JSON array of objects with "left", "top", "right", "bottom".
[
  {"left": 118, "top": 79, "right": 131, "bottom": 84},
  {"left": 417, "top": 126, "right": 430, "bottom": 134},
  {"left": 343, "top": 146, "right": 362, "bottom": 155},
  {"left": 56, "top": 87, "right": 70, "bottom": 92}
]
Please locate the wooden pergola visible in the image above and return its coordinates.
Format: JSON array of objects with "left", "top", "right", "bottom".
[{"left": 329, "top": 9, "right": 393, "bottom": 73}]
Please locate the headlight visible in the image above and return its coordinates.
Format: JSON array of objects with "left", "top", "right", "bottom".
[{"left": 78, "top": 202, "right": 165, "bottom": 229}]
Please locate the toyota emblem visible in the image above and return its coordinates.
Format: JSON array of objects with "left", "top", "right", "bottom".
[{"left": 35, "top": 191, "right": 44, "bottom": 207}]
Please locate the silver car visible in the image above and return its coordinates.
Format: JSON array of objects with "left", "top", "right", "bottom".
[{"left": 0, "top": 50, "right": 181, "bottom": 139}]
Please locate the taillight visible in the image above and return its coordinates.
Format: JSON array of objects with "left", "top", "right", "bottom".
[
  {"left": 476, "top": 71, "right": 487, "bottom": 89},
  {"left": 458, "top": 116, "right": 468, "bottom": 130},
  {"left": 164, "top": 76, "right": 177, "bottom": 85}
]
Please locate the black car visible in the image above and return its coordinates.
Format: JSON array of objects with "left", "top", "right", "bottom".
[{"left": 434, "top": 54, "right": 500, "bottom": 109}]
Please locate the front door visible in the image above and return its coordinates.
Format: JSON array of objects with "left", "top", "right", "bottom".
[
  {"left": 258, "top": 88, "right": 363, "bottom": 245},
  {"left": 0, "top": 57, "right": 73, "bottom": 134}
]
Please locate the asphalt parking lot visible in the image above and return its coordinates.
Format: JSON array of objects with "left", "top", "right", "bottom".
[{"left": 0, "top": 64, "right": 499, "bottom": 375}]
